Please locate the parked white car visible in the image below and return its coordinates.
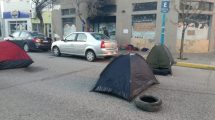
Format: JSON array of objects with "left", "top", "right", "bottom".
[{"left": 51, "top": 32, "right": 118, "bottom": 62}]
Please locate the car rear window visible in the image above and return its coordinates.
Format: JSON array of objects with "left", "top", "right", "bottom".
[
  {"left": 91, "top": 33, "right": 110, "bottom": 40},
  {"left": 30, "top": 32, "right": 45, "bottom": 38}
]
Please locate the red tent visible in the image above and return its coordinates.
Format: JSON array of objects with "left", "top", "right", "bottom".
[{"left": 0, "top": 40, "right": 33, "bottom": 70}]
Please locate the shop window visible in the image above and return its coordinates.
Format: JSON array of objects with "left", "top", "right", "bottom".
[
  {"left": 62, "top": 18, "right": 76, "bottom": 37},
  {"left": 132, "top": 14, "right": 157, "bottom": 45},
  {"left": 45, "top": 24, "right": 52, "bottom": 38},
  {"left": 32, "top": 23, "right": 41, "bottom": 32},
  {"left": 9, "top": 21, "right": 27, "bottom": 34},
  {"left": 177, "top": 14, "right": 211, "bottom": 41},
  {"left": 133, "top": 2, "right": 157, "bottom": 11},
  {"left": 94, "top": 23, "right": 116, "bottom": 40},
  {"left": 61, "top": 8, "right": 76, "bottom": 16}
]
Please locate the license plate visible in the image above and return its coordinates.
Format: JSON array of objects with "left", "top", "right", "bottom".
[{"left": 43, "top": 41, "right": 48, "bottom": 43}]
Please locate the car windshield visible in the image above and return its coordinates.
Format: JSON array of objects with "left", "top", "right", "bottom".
[
  {"left": 30, "top": 32, "right": 45, "bottom": 38},
  {"left": 91, "top": 33, "right": 110, "bottom": 40}
]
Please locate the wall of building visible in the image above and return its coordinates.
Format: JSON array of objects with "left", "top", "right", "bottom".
[
  {"left": 1, "top": 0, "right": 31, "bottom": 13},
  {"left": 52, "top": 0, "right": 78, "bottom": 39},
  {"left": 52, "top": 0, "right": 215, "bottom": 53},
  {"left": 116, "top": 0, "right": 178, "bottom": 52},
  {"left": 1, "top": 0, "right": 32, "bottom": 37}
]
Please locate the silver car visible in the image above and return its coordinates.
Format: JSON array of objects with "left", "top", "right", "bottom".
[{"left": 51, "top": 32, "right": 118, "bottom": 61}]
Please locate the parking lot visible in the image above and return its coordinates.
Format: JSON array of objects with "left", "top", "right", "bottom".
[{"left": 0, "top": 52, "right": 215, "bottom": 120}]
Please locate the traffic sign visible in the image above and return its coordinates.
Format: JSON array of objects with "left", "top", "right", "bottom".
[{"left": 161, "top": 0, "right": 170, "bottom": 13}]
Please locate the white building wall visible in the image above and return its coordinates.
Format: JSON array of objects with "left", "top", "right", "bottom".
[
  {"left": 1, "top": 0, "right": 31, "bottom": 13},
  {"left": 1, "top": 0, "right": 32, "bottom": 37}
]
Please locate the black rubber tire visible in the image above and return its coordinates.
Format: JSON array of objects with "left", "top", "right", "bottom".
[
  {"left": 52, "top": 46, "right": 61, "bottom": 56},
  {"left": 86, "top": 50, "right": 96, "bottom": 62},
  {"left": 134, "top": 95, "right": 162, "bottom": 112}
]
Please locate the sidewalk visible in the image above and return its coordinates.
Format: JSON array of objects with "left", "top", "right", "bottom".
[
  {"left": 120, "top": 50, "right": 215, "bottom": 69},
  {"left": 174, "top": 53, "right": 215, "bottom": 65}
]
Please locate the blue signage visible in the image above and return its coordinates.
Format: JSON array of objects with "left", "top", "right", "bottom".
[
  {"left": 161, "top": 0, "right": 170, "bottom": 13},
  {"left": 160, "top": 0, "right": 170, "bottom": 45},
  {"left": 3, "top": 11, "right": 30, "bottom": 19}
]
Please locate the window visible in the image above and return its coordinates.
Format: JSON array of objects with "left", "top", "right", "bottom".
[
  {"left": 77, "top": 34, "right": 87, "bottom": 42},
  {"left": 20, "top": 32, "right": 29, "bottom": 38},
  {"left": 61, "top": 8, "right": 76, "bottom": 16},
  {"left": 62, "top": 18, "right": 76, "bottom": 37},
  {"left": 30, "top": 32, "right": 45, "bottom": 38},
  {"left": 133, "top": 2, "right": 157, "bottom": 11},
  {"left": 9, "top": 21, "right": 27, "bottom": 34},
  {"left": 65, "top": 33, "right": 76, "bottom": 41},
  {"left": 100, "top": 5, "right": 117, "bottom": 13},
  {"left": 132, "top": 14, "right": 156, "bottom": 39},
  {"left": 180, "top": 1, "right": 214, "bottom": 11},
  {"left": 177, "top": 14, "right": 211, "bottom": 41},
  {"left": 132, "top": 14, "right": 156, "bottom": 23},
  {"left": 12, "top": 31, "right": 20, "bottom": 37},
  {"left": 91, "top": 33, "right": 110, "bottom": 40}
]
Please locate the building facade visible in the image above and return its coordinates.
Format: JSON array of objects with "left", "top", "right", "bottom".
[
  {"left": 0, "top": 0, "right": 53, "bottom": 38},
  {"left": 1, "top": 0, "right": 32, "bottom": 37},
  {"left": 52, "top": 0, "right": 215, "bottom": 53}
]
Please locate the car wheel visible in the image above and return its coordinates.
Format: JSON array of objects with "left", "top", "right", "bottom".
[
  {"left": 52, "top": 47, "right": 61, "bottom": 56},
  {"left": 134, "top": 95, "right": 162, "bottom": 112},
  {"left": 23, "top": 44, "right": 30, "bottom": 52},
  {"left": 86, "top": 50, "right": 96, "bottom": 62}
]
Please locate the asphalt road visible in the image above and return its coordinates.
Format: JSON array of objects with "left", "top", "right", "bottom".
[{"left": 0, "top": 52, "right": 215, "bottom": 120}]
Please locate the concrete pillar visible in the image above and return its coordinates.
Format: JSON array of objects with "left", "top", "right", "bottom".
[{"left": 116, "top": 0, "right": 132, "bottom": 47}]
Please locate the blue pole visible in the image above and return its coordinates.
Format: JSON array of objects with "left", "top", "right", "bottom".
[{"left": 160, "top": 13, "right": 166, "bottom": 45}]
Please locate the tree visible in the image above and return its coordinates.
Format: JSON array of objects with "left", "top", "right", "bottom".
[
  {"left": 74, "top": 0, "right": 111, "bottom": 31},
  {"left": 32, "top": 0, "right": 56, "bottom": 33},
  {"left": 173, "top": 0, "right": 208, "bottom": 59}
]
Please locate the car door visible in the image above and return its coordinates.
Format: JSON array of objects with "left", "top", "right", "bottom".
[
  {"left": 74, "top": 33, "right": 88, "bottom": 55},
  {"left": 9, "top": 31, "right": 22, "bottom": 47},
  {"left": 60, "top": 33, "right": 77, "bottom": 54}
]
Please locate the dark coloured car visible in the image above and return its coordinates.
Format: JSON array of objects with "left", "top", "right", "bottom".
[{"left": 4, "top": 31, "right": 52, "bottom": 52}]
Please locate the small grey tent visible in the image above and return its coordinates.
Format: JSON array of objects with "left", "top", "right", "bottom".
[
  {"left": 92, "top": 53, "right": 159, "bottom": 101},
  {"left": 146, "top": 44, "right": 175, "bottom": 75}
]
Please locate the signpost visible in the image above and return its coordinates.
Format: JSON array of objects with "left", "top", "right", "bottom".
[{"left": 160, "top": 0, "right": 170, "bottom": 45}]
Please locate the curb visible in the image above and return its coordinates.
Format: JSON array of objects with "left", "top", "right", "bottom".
[{"left": 175, "top": 62, "right": 215, "bottom": 70}]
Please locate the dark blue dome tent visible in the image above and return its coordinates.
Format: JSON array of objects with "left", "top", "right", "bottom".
[{"left": 92, "top": 53, "right": 159, "bottom": 101}]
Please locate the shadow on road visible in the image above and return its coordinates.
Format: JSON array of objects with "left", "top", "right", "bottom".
[{"left": 24, "top": 66, "right": 48, "bottom": 73}]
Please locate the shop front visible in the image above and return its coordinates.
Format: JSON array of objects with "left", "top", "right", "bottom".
[
  {"left": 3, "top": 10, "right": 31, "bottom": 37},
  {"left": 89, "top": 16, "right": 116, "bottom": 40},
  {"left": 131, "top": 14, "right": 157, "bottom": 49},
  {"left": 32, "top": 11, "right": 52, "bottom": 38}
]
